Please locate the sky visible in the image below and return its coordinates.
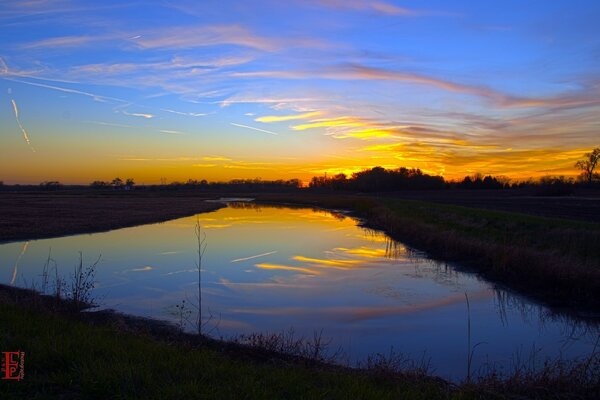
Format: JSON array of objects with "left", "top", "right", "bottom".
[{"left": 1, "top": 0, "right": 599, "bottom": 184}]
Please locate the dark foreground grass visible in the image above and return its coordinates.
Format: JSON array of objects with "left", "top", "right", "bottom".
[
  {"left": 0, "top": 191, "right": 224, "bottom": 243},
  {"left": 255, "top": 193, "right": 600, "bottom": 311},
  {"left": 1, "top": 286, "right": 599, "bottom": 399},
  {"left": 0, "top": 290, "right": 450, "bottom": 400}
]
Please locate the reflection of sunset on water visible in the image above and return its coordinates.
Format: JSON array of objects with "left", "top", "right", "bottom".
[{"left": 0, "top": 203, "right": 597, "bottom": 379}]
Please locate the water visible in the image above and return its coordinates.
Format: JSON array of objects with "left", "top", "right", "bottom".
[{"left": 1, "top": 202, "right": 597, "bottom": 379}]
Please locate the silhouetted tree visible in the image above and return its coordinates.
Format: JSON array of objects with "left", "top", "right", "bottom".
[
  {"left": 575, "top": 147, "right": 600, "bottom": 184},
  {"left": 90, "top": 180, "right": 109, "bottom": 188},
  {"left": 309, "top": 166, "right": 444, "bottom": 191},
  {"left": 40, "top": 181, "right": 62, "bottom": 190},
  {"left": 111, "top": 177, "right": 124, "bottom": 188},
  {"left": 125, "top": 178, "right": 135, "bottom": 189}
]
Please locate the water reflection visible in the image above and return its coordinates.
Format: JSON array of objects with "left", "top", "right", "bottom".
[{"left": 0, "top": 203, "right": 598, "bottom": 379}]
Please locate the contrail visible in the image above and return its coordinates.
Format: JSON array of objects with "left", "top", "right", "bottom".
[
  {"left": 4, "top": 77, "right": 126, "bottom": 103},
  {"left": 11, "top": 241, "right": 29, "bottom": 285},
  {"left": 230, "top": 122, "right": 279, "bottom": 135},
  {"left": 11, "top": 98, "right": 35, "bottom": 152}
]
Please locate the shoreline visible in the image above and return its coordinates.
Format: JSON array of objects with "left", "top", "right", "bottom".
[{"left": 0, "top": 191, "right": 226, "bottom": 244}]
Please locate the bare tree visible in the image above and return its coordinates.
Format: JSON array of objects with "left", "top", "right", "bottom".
[{"left": 575, "top": 147, "right": 600, "bottom": 184}]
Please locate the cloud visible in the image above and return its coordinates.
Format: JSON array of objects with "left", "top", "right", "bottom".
[
  {"left": 311, "top": 0, "right": 418, "bottom": 16},
  {"left": 4, "top": 77, "right": 126, "bottom": 103},
  {"left": 192, "top": 163, "right": 217, "bottom": 168},
  {"left": 233, "top": 64, "right": 600, "bottom": 110},
  {"left": 220, "top": 96, "right": 320, "bottom": 108},
  {"left": 161, "top": 108, "right": 207, "bottom": 117},
  {"left": 23, "top": 35, "right": 100, "bottom": 49},
  {"left": 255, "top": 111, "right": 322, "bottom": 123},
  {"left": 203, "top": 156, "right": 232, "bottom": 162},
  {"left": 84, "top": 120, "right": 132, "bottom": 128},
  {"left": 120, "top": 110, "right": 154, "bottom": 119},
  {"left": 230, "top": 122, "right": 279, "bottom": 135},
  {"left": 134, "top": 25, "right": 281, "bottom": 52},
  {"left": 159, "top": 129, "right": 186, "bottom": 135}
]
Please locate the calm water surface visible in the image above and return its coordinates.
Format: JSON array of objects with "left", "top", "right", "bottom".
[{"left": 1, "top": 202, "right": 597, "bottom": 379}]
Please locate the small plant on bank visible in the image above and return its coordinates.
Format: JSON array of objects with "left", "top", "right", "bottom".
[{"left": 68, "top": 252, "right": 100, "bottom": 311}]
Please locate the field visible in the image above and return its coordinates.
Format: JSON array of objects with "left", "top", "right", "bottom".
[
  {"left": 383, "top": 188, "right": 600, "bottom": 223},
  {"left": 0, "top": 190, "right": 223, "bottom": 243}
]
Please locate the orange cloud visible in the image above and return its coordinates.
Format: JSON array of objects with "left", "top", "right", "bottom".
[{"left": 255, "top": 111, "right": 322, "bottom": 123}]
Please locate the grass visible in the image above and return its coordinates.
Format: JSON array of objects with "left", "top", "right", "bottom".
[
  {"left": 0, "top": 290, "right": 450, "bottom": 400},
  {"left": 254, "top": 193, "right": 600, "bottom": 310},
  {"left": 1, "top": 286, "right": 599, "bottom": 399},
  {"left": 0, "top": 191, "right": 224, "bottom": 243}
]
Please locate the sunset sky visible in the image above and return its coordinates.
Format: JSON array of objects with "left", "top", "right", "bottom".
[{"left": 1, "top": 0, "right": 599, "bottom": 184}]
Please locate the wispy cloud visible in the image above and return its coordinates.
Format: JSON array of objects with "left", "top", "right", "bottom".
[
  {"left": 310, "top": 0, "right": 418, "bottom": 16},
  {"left": 203, "top": 156, "right": 232, "bottom": 161},
  {"left": 230, "top": 122, "right": 279, "bottom": 135},
  {"left": 255, "top": 111, "right": 322, "bottom": 123},
  {"left": 134, "top": 25, "right": 283, "bottom": 52},
  {"left": 161, "top": 108, "right": 207, "bottom": 117},
  {"left": 23, "top": 35, "right": 100, "bottom": 49},
  {"left": 220, "top": 96, "right": 320, "bottom": 108},
  {"left": 84, "top": 120, "right": 132, "bottom": 128},
  {"left": 233, "top": 64, "right": 600, "bottom": 110},
  {"left": 4, "top": 77, "right": 125, "bottom": 103},
  {"left": 120, "top": 110, "right": 154, "bottom": 119},
  {"left": 159, "top": 129, "right": 186, "bottom": 135}
]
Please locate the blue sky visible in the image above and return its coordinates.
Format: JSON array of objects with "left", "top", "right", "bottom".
[{"left": 1, "top": 0, "right": 599, "bottom": 183}]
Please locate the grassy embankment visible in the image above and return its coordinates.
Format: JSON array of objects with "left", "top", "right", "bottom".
[
  {"left": 2, "top": 286, "right": 598, "bottom": 399},
  {"left": 255, "top": 193, "right": 600, "bottom": 311},
  {"left": 0, "top": 287, "right": 452, "bottom": 399}
]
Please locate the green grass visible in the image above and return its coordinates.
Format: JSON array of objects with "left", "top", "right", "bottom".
[
  {"left": 0, "top": 302, "right": 451, "bottom": 400},
  {"left": 380, "top": 198, "right": 600, "bottom": 260}
]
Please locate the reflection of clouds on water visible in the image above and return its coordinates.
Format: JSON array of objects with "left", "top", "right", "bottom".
[
  {"left": 121, "top": 266, "right": 155, "bottom": 273},
  {"left": 228, "top": 289, "right": 493, "bottom": 323},
  {"left": 255, "top": 263, "right": 319, "bottom": 275},
  {"left": 231, "top": 250, "right": 277, "bottom": 263},
  {"left": 292, "top": 255, "right": 362, "bottom": 269},
  {"left": 158, "top": 251, "right": 181, "bottom": 255},
  {"left": 3, "top": 203, "right": 599, "bottom": 378}
]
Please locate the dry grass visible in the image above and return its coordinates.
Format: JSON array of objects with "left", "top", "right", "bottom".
[{"left": 0, "top": 190, "right": 224, "bottom": 243}]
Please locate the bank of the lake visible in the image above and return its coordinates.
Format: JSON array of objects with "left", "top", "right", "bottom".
[
  {"left": 2, "top": 285, "right": 599, "bottom": 399},
  {"left": 0, "top": 191, "right": 224, "bottom": 244}
]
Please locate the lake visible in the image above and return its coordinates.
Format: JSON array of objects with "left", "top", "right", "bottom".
[{"left": 1, "top": 201, "right": 597, "bottom": 380}]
